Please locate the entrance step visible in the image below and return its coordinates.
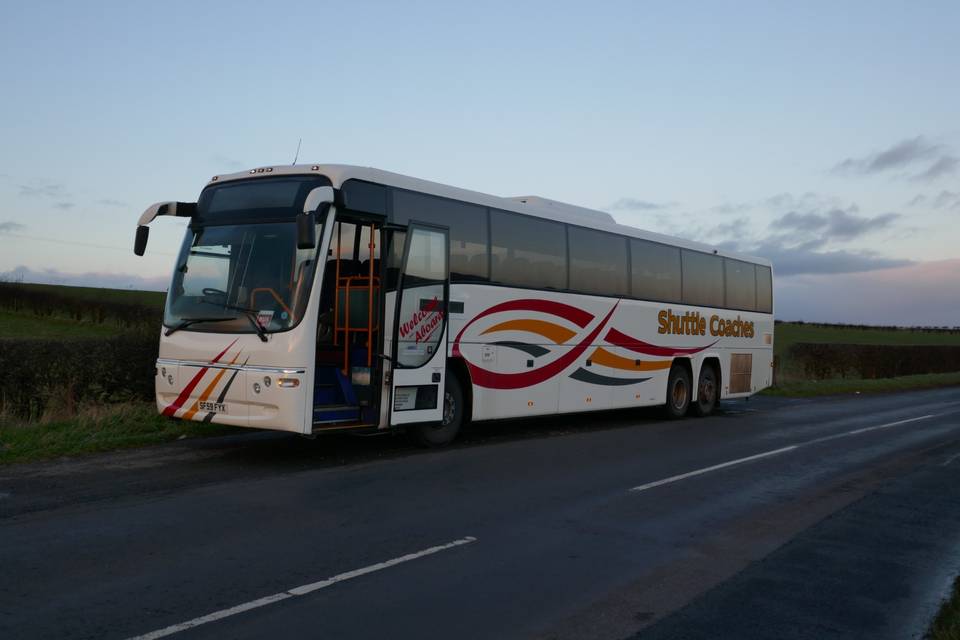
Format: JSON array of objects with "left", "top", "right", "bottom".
[{"left": 313, "top": 404, "right": 361, "bottom": 424}]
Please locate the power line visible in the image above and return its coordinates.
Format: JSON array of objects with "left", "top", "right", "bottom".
[{"left": 0, "top": 232, "right": 176, "bottom": 256}]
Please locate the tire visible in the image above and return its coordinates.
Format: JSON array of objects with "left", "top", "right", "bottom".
[
  {"left": 664, "top": 363, "right": 691, "bottom": 419},
  {"left": 410, "top": 372, "right": 464, "bottom": 447},
  {"left": 691, "top": 363, "right": 718, "bottom": 417}
]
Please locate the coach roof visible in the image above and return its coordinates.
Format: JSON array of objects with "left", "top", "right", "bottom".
[{"left": 209, "top": 164, "right": 772, "bottom": 267}]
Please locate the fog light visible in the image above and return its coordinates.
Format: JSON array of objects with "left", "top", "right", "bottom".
[
  {"left": 167, "top": 375, "right": 174, "bottom": 385},
  {"left": 277, "top": 377, "right": 299, "bottom": 388},
  {"left": 263, "top": 376, "right": 271, "bottom": 388},
  {"left": 253, "top": 382, "right": 261, "bottom": 394}
]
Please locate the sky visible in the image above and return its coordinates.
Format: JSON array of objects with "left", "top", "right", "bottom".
[{"left": 0, "top": 1, "right": 958, "bottom": 325}]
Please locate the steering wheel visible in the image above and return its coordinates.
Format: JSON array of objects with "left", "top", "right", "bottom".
[{"left": 202, "top": 287, "right": 228, "bottom": 297}]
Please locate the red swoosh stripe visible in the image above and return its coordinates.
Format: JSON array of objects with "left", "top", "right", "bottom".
[
  {"left": 466, "top": 299, "right": 594, "bottom": 331},
  {"left": 604, "top": 328, "right": 716, "bottom": 356},
  {"left": 452, "top": 298, "right": 596, "bottom": 360},
  {"left": 464, "top": 302, "right": 618, "bottom": 390},
  {"left": 162, "top": 339, "right": 238, "bottom": 417}
]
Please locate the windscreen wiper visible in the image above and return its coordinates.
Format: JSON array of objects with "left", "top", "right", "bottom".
[
  {"left": 237, "top": 310, "right": 269, "bottom": 342},
  {"left": 164, "top": 316, "right": 237, "bottom": 336},
  {"left": 220, "top": 304, "right": 269, "bottom": 342},
  {"left": 196, "top": 299, "right": 269, "bottom": 342}
]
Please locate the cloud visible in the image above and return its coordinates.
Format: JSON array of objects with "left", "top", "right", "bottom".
[
  {"left": 0, "top": 265, "right": 169, "bottom": 291},
  {"left": 913, "top": 156, "right": 960, "bottom": 181},
  {"left": 772, "top": 208, "right": 900, "bottom": 242},
  {"left": 831, "top": 136, "right": 958, "bottom": 182},
  {"left": 776, "top": 259, "right": 960, "bottom": 325},
  {"left": 932, "top": 190, "right": 960, "bottom": 210},
  {"left": 0, "top": 221, "right": 26, "bottom": 233},
  {"left": 906, "top": 194, "right": 926, "bottom": 207},
  {"left": 749, "top": 242, "right": 912, "bottom": 276},
  {"left": 18, "top": 182, "right": 68, "bottom": 198},
  {"left": 97, "top": 198, "right": 128, "bottom": 207},
  {"left": 696, "top": 203, "right": 909, "bottom": 277},
  {"left": 53, "top": 202, "right": 74, "bottom": 210},
  {"left": 609, "top": 197, "right": 676, "bottom": 211}
]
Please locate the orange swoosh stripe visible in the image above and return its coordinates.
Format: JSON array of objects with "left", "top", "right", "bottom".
[
  {"left": 589, "top": 347, "right": 672, "bottom": 371},
  {"left": 182, "top": 352, "right": 240, "bottom": 421},
  {"left": 480, "top": 319, "right": 576, "bottom": 344}
]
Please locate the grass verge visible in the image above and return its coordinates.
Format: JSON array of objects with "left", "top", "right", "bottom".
[
  {"left": 0, "top": 403, "right": 235, "bottom": 465},
  {"left": 0, "top": 310, "right": 120, "bottom": 338},
  {"left": 928, "top": 576, "right": 960, "bottom": 640},
  {"left": 763, "top": 371, "right": 960, "bottom": 397}
]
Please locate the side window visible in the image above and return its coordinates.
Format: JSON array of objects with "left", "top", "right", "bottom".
[
  {"left": 392, "top": 190, "right": 488, "bottom": 282},
  {"left": 756, "top": 264, "right": 773, "bottom": 313},
  {"left": 569, "top": 227, "right": 628, "bottom": 296},
  {"left": 630, "top": 239, "right": 682, "bottom": 302},
  {"left": 724, "top": 258, "right": 757, "bottom": 311},
  {"left": 490, "top": 210, "right": 567, "bottom": 290},
  {"left": 681, "top": 250, "right": 724, "bottom": 308}
]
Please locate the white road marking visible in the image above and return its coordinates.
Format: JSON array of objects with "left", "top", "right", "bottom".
[
  {"left": 805, "top": 414, "right": 937, "bottom": 445},
  {"left": 942, "top": 453, "right": 960, "bottom": 467},
  {"left": 629, "top": 446, "right": 798, "bottom": 493},
  {"left": 630, "top": 413, "right": 942, "bottom": 494},
  {"left": 126, "top": 536, "right": 477, "bottom": 640}
]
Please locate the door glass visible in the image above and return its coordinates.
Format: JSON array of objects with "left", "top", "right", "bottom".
[{"left": 396, "top": 227, "right": 447, "bottom": 368}]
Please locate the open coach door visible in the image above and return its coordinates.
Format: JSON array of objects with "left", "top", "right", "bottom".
[{"left": 389, "top": 223, "right": 449, "bottom": 426}]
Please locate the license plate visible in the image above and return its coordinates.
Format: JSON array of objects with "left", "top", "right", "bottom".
[{"left": 198, "top": 401, "right": 228, "bottom": 414}]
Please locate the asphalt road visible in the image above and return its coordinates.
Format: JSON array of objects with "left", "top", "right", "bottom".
[{"left": 2, "top": 387, "right": 960, "bottom": 640}]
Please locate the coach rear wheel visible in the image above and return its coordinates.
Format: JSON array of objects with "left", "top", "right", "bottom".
[
  {"left": 691, "top": 363, "right": 718, "bottom": 417},
  {"left": 410, "top": 373, "right": 464, "bottom": 447},
  {"left": 665, "top": 364, "right": 691, "bottom": 419}
]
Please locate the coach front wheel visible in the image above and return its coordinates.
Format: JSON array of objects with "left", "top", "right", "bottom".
[{"left": 410, "top": 373, "right": 464, "bottom": 447}]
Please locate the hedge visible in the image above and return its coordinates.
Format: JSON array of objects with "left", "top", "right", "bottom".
[
  {"left": 787, "top": 342, "right": 960, "bottom": 380},
  {"left": 0, "top": 335, "right": 158, "bottom": 420},
  {"left": 0, "top": 283, "right": 162, "bottom": 331}
]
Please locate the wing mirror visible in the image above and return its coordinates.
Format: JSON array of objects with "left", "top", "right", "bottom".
[
  {"left": 134, "top": 225, "right": 150, "bottom": 256},
  {"left": 133, "top": 201, "right": 196, "bottom": 256},
  {"left": 298, "top": 186, "right": 335, "bottom": 250}
]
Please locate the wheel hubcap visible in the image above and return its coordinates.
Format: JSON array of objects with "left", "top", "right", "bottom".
[
  {"left": 700, "top": 377, "right": 715, "bottom": 405},
  {"left": 672, "top": 379, "right": 687, "bottom": 409}
]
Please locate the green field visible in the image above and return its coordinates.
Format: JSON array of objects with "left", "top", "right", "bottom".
[
  {"left": 14, "top": 282, "right": 166, "bottom": 308},
  {"left": 0, "top": 310, "right": 120, "bottom": 338},
  {"left": 0, "top": 282, "right": 165, "bottom": 338},
  {"left": 774, "top": 322, "right": 960, "bottom": 360}
]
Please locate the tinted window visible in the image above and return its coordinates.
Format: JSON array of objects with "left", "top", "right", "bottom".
[
  {"left": 756, "top": 264, "right": 773, "bottom": 313},
  {"left": 631, "top": 239, "right": 682, "bottom": 302},
  {"left": 681, "top": 250, "right": 724, "bottom": 307},
  {"left": 490, "top": 210, "right": 567, "bottom": 290},
  {"left": 393, "top": 190, "right": 488, "bottom": 282},
  {"left": 340, "top": 180, "right": 388, "bottom": 215},
  {"left": 724, "top": 258, "right": 756, "bottom": 311},
  {"left": 197, "top": 176, "right": 329, "bottom": 224},
  {"left": 569, "top": 227, "right": 628, "bottom": 296}
]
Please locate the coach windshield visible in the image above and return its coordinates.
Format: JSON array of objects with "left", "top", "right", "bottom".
[{"left": 163, "top": 176, "right": 329, "bottom": 334}]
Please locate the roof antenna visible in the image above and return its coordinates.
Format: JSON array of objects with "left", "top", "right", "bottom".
[{"left": 292, "top": 137, "right": 302, "bottom": 165}]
